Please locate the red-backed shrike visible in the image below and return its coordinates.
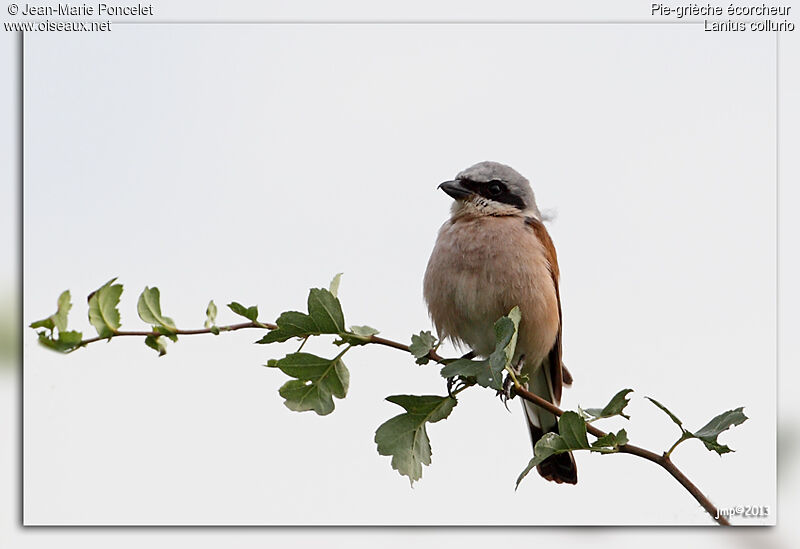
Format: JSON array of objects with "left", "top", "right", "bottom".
[{"left": 423, "top": 161, "right": 577, "bottom": 484}]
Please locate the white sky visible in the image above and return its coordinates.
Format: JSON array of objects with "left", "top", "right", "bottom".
[{"left": 4, "top": 0, "right": 800, "bottom": 546}]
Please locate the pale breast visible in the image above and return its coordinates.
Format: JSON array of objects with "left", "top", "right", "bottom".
[{"left": 423, "top": 215, "right": 560, "bottom": 367}]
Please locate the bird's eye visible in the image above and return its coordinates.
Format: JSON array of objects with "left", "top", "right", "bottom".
[{"left": 487, "top": 181, "right": 504, "bottom": 196}]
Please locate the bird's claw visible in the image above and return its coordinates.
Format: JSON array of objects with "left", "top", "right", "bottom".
[
  {"left": 447, "top": 375, "right": 470, "bottom": 397},
  {"left": 497, "top": 354, "right": 525, "bottom": 411}
]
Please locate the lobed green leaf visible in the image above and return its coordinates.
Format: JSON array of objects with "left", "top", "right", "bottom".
[
  {"left": 228, "top": 301, "right": 259, "bottom": 322},
  {"left": 375, "top": 395, "right": 457, "bottom": 484},
  {"left": 439, "top": 307, "right": 520, "bottom": 391},
  {"left": 582, "top": 389, "right": 634, "bottom": 421},
  {"left": 87, "top": 278, "right": 123, "bottom": 338},
  {"left": 409, "top": 331, "right": 437, "bottom": 364},
  {"left": 647, "top": 396, "right": 748, "bottom": 455},
  {"left": 30, "top": 290, "right": 72, "bottom": 335},
  {"left": 307, "top": 288, "right": 345, "bottom": 334},
  {"left": 137, "top": 287, "right": 177, "bottom": 332},
  {"left": 692, "top": 408, "right": 748, "bottom": 455},
  {"left": 266, "top": 352, "right": 350, "bottom": 415},
  {"left": 517, "top": 411, "right": 592, "bottom": 488},
  {"left": 37, "top": 330, "right": 83, "bottom": 353}
]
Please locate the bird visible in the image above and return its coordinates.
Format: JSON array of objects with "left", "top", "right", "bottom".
[{"left": 423, "top": 160, "right": 577, "bottom": 484}]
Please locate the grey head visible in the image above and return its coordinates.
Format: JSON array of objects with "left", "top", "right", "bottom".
[{"left": 439, "top": 161, "right": 541, "bottom": 219}]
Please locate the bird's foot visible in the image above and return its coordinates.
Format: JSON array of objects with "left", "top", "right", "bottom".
[
  {"left": 446, "top": 375, "right": 472, "bottom": 397},
  {"left": 497, "top": 354, "right": 526, "bottom": 411}
]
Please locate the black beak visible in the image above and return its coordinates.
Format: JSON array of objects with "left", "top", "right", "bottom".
[{"left": 438, "top": 180, "right": 471, "bottom": 200}]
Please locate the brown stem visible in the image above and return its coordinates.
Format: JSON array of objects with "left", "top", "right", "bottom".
[
  {"left": 67, "top": 319, "right": 729, "bottom": 525},
  {"left": 75, "top": 321, "right": 276, "bottom": 348},
  {"left": 512, "top": 385, "right": 729, "bottom": 526}
]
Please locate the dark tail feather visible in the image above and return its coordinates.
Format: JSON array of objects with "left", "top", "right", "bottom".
[
  {"left": 526, "top": 412, "right": 578, "bottom": 485},
  {"left": 537, "top": 451, "right": 578, "bottom": 485}
]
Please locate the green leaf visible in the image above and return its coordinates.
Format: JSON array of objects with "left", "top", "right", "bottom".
[
  {"left": 516, "top": 411, "right": 590, "bottom": 488},
  {"left": 375, "top": 395, "right": 457, "bottom": 484},
  {"left": 228, "top": 301, "right": 259, "bottom": 322},
  {"left": 307, "top": 288, "right": 345, "bottom": 334},
  {"left": 53, "top": 290, "right": 72, "bottom": 332},
  {"left": 335, "top": 325, "right": 380, "bottom": 347},
  {"left": 409, "top": 331, "right": 437, "bottom": 364},
  {"left": 350, "top": 325, "right": 379, "bottom": 338},
  {"left": 256, "top": 311, "right": 319, "bottom": 344},
  {"left": 582, "top": 389, "right": 634, "bottom": 421},
  {"left": 30, "top": 317, "right": 55, "bottom": 331},
  {"left": 30, "top": 290, "right": 72, "bottom": 335},
  {"left": 266, "top": 352, "right": 350, "bottom": 415},
  {"left": 440, "top": 357, "right": 503, "bottom": 390},
  {"left": 557, "top": 411, "right": 590, "bottom": 449},
  {"left": 439, "top": 308, "right": 520, "bottom": 391},
  {"left": 516, "top": 433, "right": 569, "bottom": 488},
  {"left": 205, "top": 300, "right": 217, "bottom": 329},
  {"left": 137, "top": 287, "right": 177, "bottom": 332},
  {"left": 155, "top": 326, "right": 178, "bottom": 342},
  {"left": 646, "top": 396, "right": 685, "bottom": 429},
  {"left": 144, "top": 335, "right": 167, "bottom": 357},
  {"left": 693, "top": 407, "right": 748, "bottom": 455},
  {"left": 37, "top": 330, "right": 83, "bottom": 353},
  {"left": 647, "top": 397, "right": 747, "bottom": 456},
  {"left": 329, "top": 273, "right": 343, "bottom": 298},
  {"left": 590, "top": 429, "right": 629, "bottom": 454},
  {"left": 87, "top": 278, "right": 123, "bottom": 338},
  {"left": 502, "top": 306, "right": 522, "bottom": 365}
]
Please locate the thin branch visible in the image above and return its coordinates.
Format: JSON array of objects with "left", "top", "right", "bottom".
[
  {"left": 63, "top": 319, "right": 730, "bottom": 525},
  {"left": 74, "top": 321, "right": 275, "bottom": 349},
  {"left": 512, "top": 385, "right": 729, "bottom": 526}
]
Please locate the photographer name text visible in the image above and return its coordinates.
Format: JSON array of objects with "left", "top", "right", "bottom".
[{"left": 18, "top": 3, "right": 152, "bottom": 16}]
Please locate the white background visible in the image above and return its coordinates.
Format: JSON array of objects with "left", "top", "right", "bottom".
[{"left": 4, "top": 0, "right": 799, "bottom": 546}]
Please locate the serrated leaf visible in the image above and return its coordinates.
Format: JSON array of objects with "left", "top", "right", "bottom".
[
  {"left": 228, "top": 301, "right": 259, "bottom": 322},
  {"left": 440, "top": 356, "right": 504, "bottom": 390},
  {"left": 375, "top": 395, "right": 457, "bottom": 484},
  {"left": 409, "top": 331, "right": 437, "bottom": 364},
  {"left": 267, "top": 352, "right": 349, "bottom": 415},
  {"left": 647, "top": 397, "right": 747, "bottom": 456},
  {"left": 590, "top": 429, "right": 629, "bottom": 454},
  {"left": 329, "top": 273, "right": 343, "bottom": 298},
  {"left": 30, "top": 290, "right": 72, "bottom": 335},
  {"left": 307, "top": 288, "right": 345, "bottom": 333},
  {"left": 582, "top": 389, "right": 634, "bottom": 421},
  {"left": 335, "top": 325, "right": 380, "bottom": 347},
  {"left": 53, "top": 290, "right": 72, "bottom": 332},
  {"left": 205, "top": 300, "right": 217, "bottom": 329},
  {"left": 557, "top": 411, "right": 591, "bottom": 449},
  {"left": 517, "top": 412, "right": 591, "bottom": 488},
  {"left": 439, "top": 308, "right": 520, "bottom": 391},
  {"left": 144, "top": 335, "right": 167, "bottom": 357},
  {"left": 646, "top": 396, "right": 685, "bottom": 429},
  {"left": 692, "top": 407, "right": 748, "bottom": 455},
  {"left": 36, "top": 330, "right": 83, "bottom": 352},
  {"left": 257, "top": 311, "right": 319, "bottom": 344},
  {"left": 516, "top": 433, "right": 570, "bottom": 488},
  {"left": 87, "top": 278, "right": 123, "bottom": 338},
  {"left": 30, "top": 317, "right": 55, "bottom": 331},
  {"left": 137, "top": 287, "right": 177, "bottom": 332},
  {"left": 350, "top": 325, "right": 379, "bottom": 337}
]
